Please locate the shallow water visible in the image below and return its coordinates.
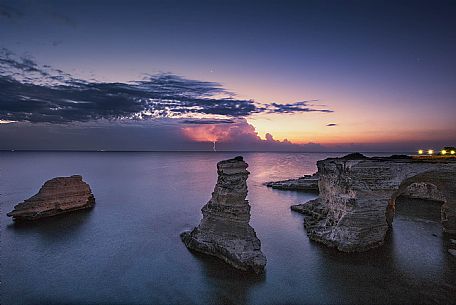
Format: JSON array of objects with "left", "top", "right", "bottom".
[{"left": 1, "top": 152, "right": 455, "bottom": 305}]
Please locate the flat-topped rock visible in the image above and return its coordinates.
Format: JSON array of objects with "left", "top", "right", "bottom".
[
  {"left": 265, "top": 173, "right": 319, "bottom": 192},
  {"left": 7, "top": 175, "right": 95, "bottom": 221},
  {"left": 292, "top": 154, "right": 456, "bottom": 252},
  {"left": 181, "top": 156, "right": 266, "bottom": 274}
]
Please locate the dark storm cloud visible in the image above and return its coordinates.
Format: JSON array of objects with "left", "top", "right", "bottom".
[
  {"left": 263, "top": 102, "right": 333, "bottom": 114},
  {"left": 0, "top": 48, "right": 89, "bottom": 85},
  {"left": 0, "top": 50, "right": 332, "bottom": 123},
  {"left": 0, "top": 49, "right": 44, "bottom": 75},
  {"left": 182, "top": 119, "right": 235, "bottom": 124},
  {"left": 326, "top": 123, "right": 337, "bottom": 127}
]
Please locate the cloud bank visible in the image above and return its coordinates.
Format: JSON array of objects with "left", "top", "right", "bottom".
[
  {"left": 0, "top": 49, "right": 332, "bottom": 124},
  {"left": 0, "top": 48, "right": 337, "bottom": 151}
]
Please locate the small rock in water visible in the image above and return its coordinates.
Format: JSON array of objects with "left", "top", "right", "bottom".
[
  {"left": 450, "top": 239, "right": 456, "bottom": 245},
  {"left": 449, "top": 249, "right": 456, "bottom": 257},
  {"left": 7, "top": 175, "right": 95, "bottom": 221},
  {"left": 265, "top": 173, "right": 319, "bottom": 192},
  {"left": 432, "top": 233, "right": 438, "bottom": 237}
]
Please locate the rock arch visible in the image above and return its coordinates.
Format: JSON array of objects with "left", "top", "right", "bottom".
[
  {"left": 292, "top": 155, "right": 456, "bottom": 252},
  {"left": 386, "top": 172, "right": 449, "bottom": 229}
]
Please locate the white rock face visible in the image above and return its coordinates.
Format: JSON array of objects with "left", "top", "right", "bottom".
[
  {"left": 181, "top": 156, "right": 266, "bottom": 274},
  {"left": 292, "top": 154, "right": 456, "bottom": 252}
]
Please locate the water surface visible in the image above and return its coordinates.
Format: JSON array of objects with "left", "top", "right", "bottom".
[{"left": 1, "top": 152, "right": 455, "bottom": 304}]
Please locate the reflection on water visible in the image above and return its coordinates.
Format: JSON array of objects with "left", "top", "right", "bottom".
[
  {"left": 8, "top": 208, "right": 93, "bottom": 239},
  {"left": 1, "top": 152, "right": 455, "bottom": 305},
  {"left": 190, "top": 251, "right": 265, "bottom": 305}
]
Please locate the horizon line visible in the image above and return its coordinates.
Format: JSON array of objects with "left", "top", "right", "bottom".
[{"left": 0, "top": 149, "right": 414, "bottom": 154}]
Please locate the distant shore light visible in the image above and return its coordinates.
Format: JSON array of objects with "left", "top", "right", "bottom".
[
  {"left": 428, "top": 149, "right": 434, "bottom": 155},
  {"left": 451, "top": 150, "right": 455, "bottom": 155},
  {"left": 441, "top": 150, "right": 447, "bottom": 155},
  {"left": 418, "top": 149, "right": 423, "bottom": 155}
]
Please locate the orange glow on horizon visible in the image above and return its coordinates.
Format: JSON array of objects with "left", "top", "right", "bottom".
[
  {"left": 181, "top": 117, "right": 456, "bottom": 149},
  {"left": 181, "top": 121, "right": 258, "bottom": 143},
  {"left": 182, "top": 126, "right": 220, "bottom": 142}
]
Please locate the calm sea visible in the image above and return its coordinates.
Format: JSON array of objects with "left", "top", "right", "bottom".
[{"left": 1, "top": 152, "right": 455, "bottom": 305}]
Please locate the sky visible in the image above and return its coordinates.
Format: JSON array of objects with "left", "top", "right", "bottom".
[{"left": 0, "top": 0, "right": 455, "bottom": 151}]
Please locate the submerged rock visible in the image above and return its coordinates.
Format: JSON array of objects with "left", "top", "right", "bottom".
[
  {"left": 180, "top": 156, "right": 266, "bottom": 274},
  {"left": 265, "top": 173, "right": 319, "bottom": 192},
  {"left": 7, "top": 175, "right": 95, "bottom": 221}
]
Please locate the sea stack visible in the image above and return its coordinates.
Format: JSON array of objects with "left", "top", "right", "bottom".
[
  {"left": 180, "top": 156, "right": 266, "bottom": 274},
  {"left": 7, "top": 175, "right": 95, "bottom": 221}
]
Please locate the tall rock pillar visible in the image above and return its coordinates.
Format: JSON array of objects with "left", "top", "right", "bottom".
[{"left": 181, "top": 156, "right": 266, "bottom": 274}]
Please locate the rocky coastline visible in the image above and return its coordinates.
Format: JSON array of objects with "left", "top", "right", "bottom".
[{"left": 291, "top": 153, "right": 456, "bottom": 252}]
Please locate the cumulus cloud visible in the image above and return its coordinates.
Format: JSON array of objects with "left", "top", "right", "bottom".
[
  {"left": 180, "top": 118, "right": 322, "bottom": 151},
  {"left": 182, "top": 119, "right": 257, "bottom": 142},
  {"left": 0, "top": 49, "right": 333, "bottom": 124}
]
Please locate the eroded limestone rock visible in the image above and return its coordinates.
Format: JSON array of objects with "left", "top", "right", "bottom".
[
  {"left": 292, "top": 154, "right": 456, "bottom": 252},
  {"left": 181, "top": 156, "right": 266, "bottom": 274},
  {"left": 7, "top": 175, "right": 95, "bottom": 221},
  {"left": 401, "top": 182, "right": 446, "bottom": 202}
]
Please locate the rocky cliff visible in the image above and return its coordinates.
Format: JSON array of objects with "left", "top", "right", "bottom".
[
  {"left": 292, "top": 154, "right": 456, "bottom": 252},
  {"left": 181, "top": 156, "right": 266, "bottom": 274},
  {"left": 7, "top": 175, "right": 95, "bottom": 221}
]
